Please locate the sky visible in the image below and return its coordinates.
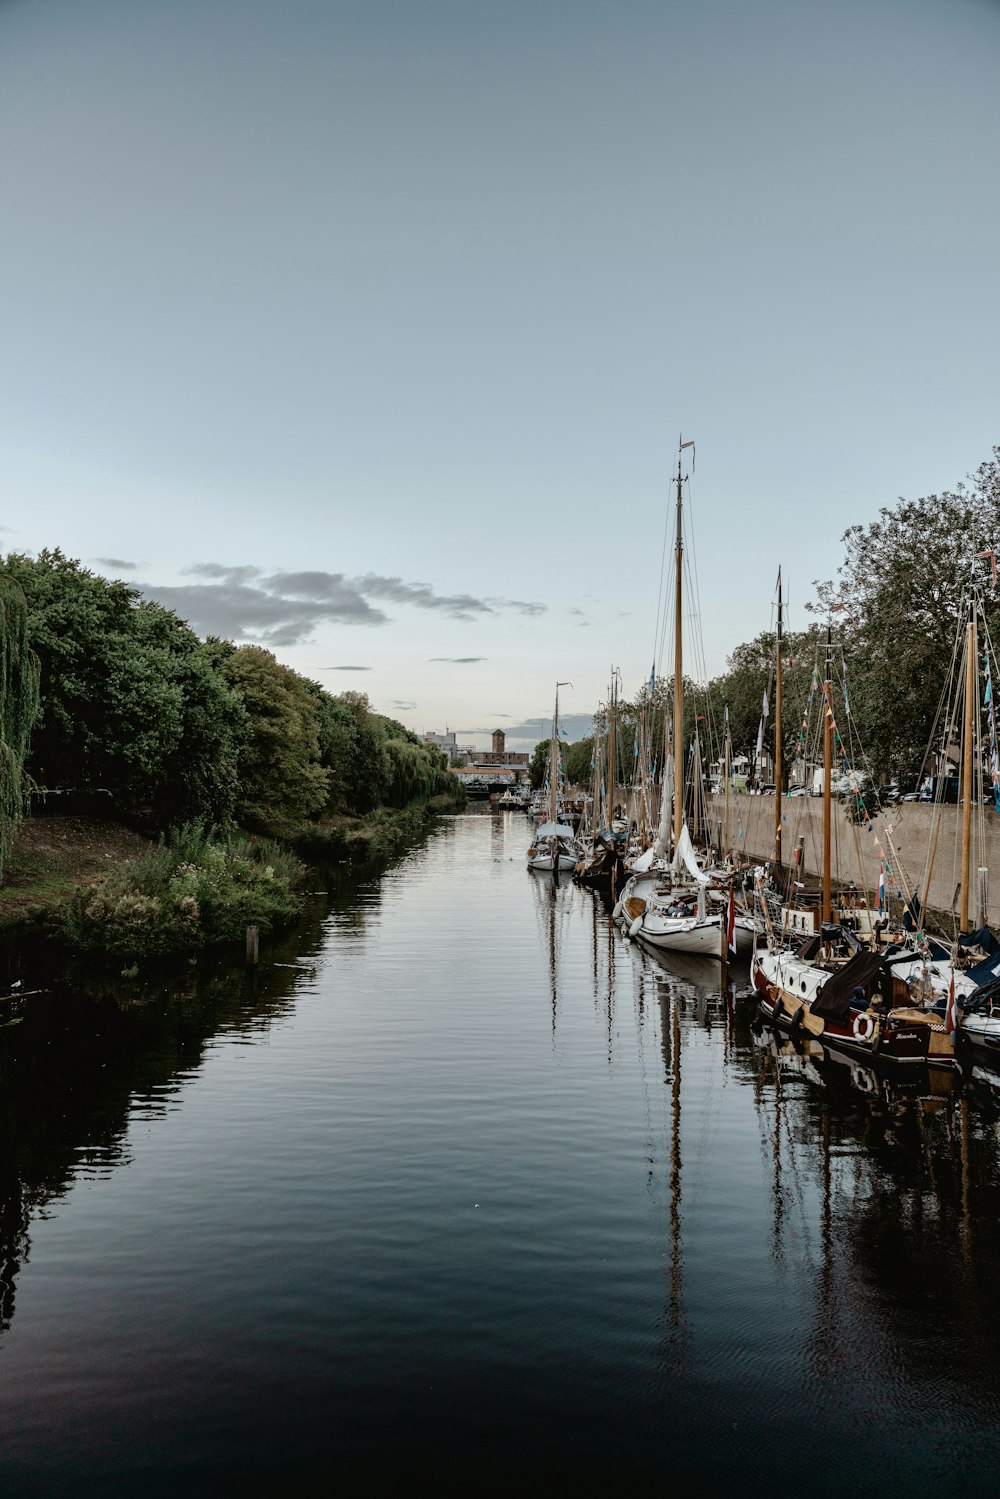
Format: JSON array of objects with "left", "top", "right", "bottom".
[{"left": 2, "top": 0, "right": 999, "bottom": 748}]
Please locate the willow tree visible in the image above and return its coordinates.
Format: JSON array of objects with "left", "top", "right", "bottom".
[{"left": 0, "top": 580, "right": 40, "bottom": 878}]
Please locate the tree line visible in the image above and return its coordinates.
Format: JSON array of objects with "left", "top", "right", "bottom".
[
  {"left": 0, "top": 549, "right": 460, "bottom": 870},
  {"left": 542, "top": 447, "right": 1000, "bottom": 796}
]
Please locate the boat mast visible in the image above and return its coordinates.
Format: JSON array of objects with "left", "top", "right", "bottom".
[
  {"left": 673, "top": 447, "right": 685, "bottom": 851},
  {"left": 723, "top": 704, "right": 732, "bottom": 856},
  {"left": 608, "top": 670, "right": 617, "bottom": 828},
  {"left": 549, "top": 684, "right": 560, "bottom": 826},
  {"left": 960, "top": 600, "right": 976, "bottom": 933},
  {"left": 822, "top": 625, "right": 833, "bottom": 925},
  {"left": 774, "top": 568, "right": 783, "bottom": 867}
]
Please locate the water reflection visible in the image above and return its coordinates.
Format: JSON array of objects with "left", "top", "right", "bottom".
[
  {"left": 0, "top": 837, "right": 436, "bottom": 1340},
  {"left": 4, "top": 812, "right": 1000, "bottom": 1492}
]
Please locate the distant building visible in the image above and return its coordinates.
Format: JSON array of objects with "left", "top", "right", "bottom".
[
  {"left": 423, "top": 730, "right": 457, "bottom": 752},
  {"left": 475, "top": 727, "right": 528, "bottom": 769}
]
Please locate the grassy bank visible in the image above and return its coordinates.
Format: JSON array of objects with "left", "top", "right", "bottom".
[
  {"left": 292, "top": 793, "right": 463, "bottom": 863},
  {"left": 0, "top": 796, "right": 463, "bottom": 948},
  {"left": 0, "top": 816, "right": 153, "bottom": 934}
]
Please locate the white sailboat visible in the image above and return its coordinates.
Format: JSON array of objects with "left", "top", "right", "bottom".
[
  {"left": 526, "top": 683, "right": 583, "bottom": 873},
  {"left": 614, "top": 440, "right": 746, "bottom": 958}
]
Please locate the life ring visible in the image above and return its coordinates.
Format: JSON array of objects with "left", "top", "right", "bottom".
[{"left": 852, "top": 1011, "right": 875, "bottom": 1042}]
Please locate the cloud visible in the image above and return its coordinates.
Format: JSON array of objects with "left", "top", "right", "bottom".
[
  {"left": 94, "top": 556, "right": 137, "bottom": 571},
  {"left": 392, "top": 700, "right": 417, "bottom": 710},
  {"left": 137, "top": 564, "right": 543, "bottom": 646},
  {"left": 502, "top": 711, "right": 596, "bottom": 743},
  {"left": 322, "top": 665, "right": 371, "bottom": 671},
  {"left": 486, "top": 597, "right": 546, "bottom": 617},
  {"left": 429, "top": 656, "right": 487, "bottom": 663}
]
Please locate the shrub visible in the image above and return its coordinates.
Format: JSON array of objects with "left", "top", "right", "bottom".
[{"left": 62, "top": 821, "right": 304, "bottom": 954}]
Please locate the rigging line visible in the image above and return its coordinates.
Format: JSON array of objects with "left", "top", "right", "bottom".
[{"left": 651, "top": 466, "right": 674, "bottom": 683}]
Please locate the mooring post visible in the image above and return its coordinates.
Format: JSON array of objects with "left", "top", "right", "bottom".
[{"left": 245, "top": 925, "right": 259, "bottom": 966}]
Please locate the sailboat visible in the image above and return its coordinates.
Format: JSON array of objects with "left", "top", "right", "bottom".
[
  {"left": 526, "top": 682, "right": 584, "bottom": 873},
  {"left": 752, "top": 627, "right": 954, "bottom": 1064},
  {"left": 613, "top": 440, "right": 752, "bottom": 958}
]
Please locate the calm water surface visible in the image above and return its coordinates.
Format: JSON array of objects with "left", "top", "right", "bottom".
[{"left": 3, "top": 809, "right": 1000, "bottom": 1494}]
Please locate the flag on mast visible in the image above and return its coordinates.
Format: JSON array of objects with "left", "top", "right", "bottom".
[{"left": 877, "top": 866, "right": 885, "bottom": 914}]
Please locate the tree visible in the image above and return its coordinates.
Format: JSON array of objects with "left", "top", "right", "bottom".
[
  {"left": 0, "top": 580, "right": 40, "bottom": 877},
  {"left": 529, "top": 739, "right": 551, "bottom": 789},
  {"left": 0, "top": 551, "right": 245, "bottom": 824},
  {"left": 563, "top": 736, "right": 594, "bottom": 786},
  {"left": 810, "top": 449, "right": 1000, "bottom": 784},
  {"left": 221, "top": 647, "right": 330, "bottom": 833}
]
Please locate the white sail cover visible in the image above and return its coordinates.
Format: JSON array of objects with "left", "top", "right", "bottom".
[
  {"left": 535, "top": 821, "right": 578, "bottom": 839},
  {"left": 670, "top": 822, "right": 709, "bottom": 885},
  {"left": 652, "top": 751, "right": 674, "bottom": 857}
]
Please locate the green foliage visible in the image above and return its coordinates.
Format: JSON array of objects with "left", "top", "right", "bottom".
[
  {"left": 221, "top": 646, "right": 330, "bottom": 834},
  {"left": 563, "top": 736, "right": 594, "bottom": 785},
  {"left": 311, "top": 689, "right": 456, "bottom": 814},
  {"left": 0, "top": 551, "right": 245, "bottom": 824},
  {"left": 0, "top": 579, "right": 41, "bottom": 878},
  {"left": 63, "top": 822, "right": 304, "bottom": 954},
  {"left": 810, "top": 449, "right": 1000, "bottom": 784},
  {"left": 529, "top": 739, "right": 551, "bottom": 789}
]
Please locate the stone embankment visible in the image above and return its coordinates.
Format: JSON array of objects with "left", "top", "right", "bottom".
[{"left": 710, "top": 793, "right": 1000, "bottom": 928}]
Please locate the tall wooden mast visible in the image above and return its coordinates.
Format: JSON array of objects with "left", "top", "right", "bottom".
[
  {"left": 774, "top": 569, "right": 783, "bottom": 867},
  {"left": 672, "top": 449, "right": 685, "bottom": 851},
  {"left": 960, "top": 604, "right": 976, "bottom": 933},
  {"left": 822, "top": 626, "right": 833, "bottom": 924},
  {"left": 549, "top": 684, "right": 560, "bottom": 826}
]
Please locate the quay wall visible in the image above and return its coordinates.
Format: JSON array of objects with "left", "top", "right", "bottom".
[{"left": 708, "top": 794, "right": 1000, "bottom": 928}]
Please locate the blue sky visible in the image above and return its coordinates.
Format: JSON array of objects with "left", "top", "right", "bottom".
[{"left": 2, "top": 0, "right": 998, "bottom": 746}]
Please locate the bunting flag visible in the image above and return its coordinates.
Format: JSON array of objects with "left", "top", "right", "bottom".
[
  {"left": 877, "top": 865, "right": 885, "bottom": 914},
  {"left": 946, "top": 970, "right": 958, "bottom": 1035}
]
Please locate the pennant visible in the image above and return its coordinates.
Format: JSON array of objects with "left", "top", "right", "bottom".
[{"left": 877, "top": 866, "right": 885, "bottom": 914}]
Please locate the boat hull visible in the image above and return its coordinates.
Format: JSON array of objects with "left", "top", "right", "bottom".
[{"left": 752, "top": 953, "right": 951, "bottom": 1066}]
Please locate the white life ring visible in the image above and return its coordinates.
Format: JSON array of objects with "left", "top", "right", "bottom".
[{"left": 852, "top": 1011, "right": 875, "bottom": 1042}]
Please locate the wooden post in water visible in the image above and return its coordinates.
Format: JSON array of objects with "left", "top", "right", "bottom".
[{"left": 245, "top": 925, "right": 259, "bottom": 966}]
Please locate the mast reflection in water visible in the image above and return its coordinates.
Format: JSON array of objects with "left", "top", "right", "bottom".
[{"left": 1, "top": 807, "right": 1000, "bottom": 1495}]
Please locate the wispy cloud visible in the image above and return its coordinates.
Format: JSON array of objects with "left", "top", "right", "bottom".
[
  {"left": 322, "top": 665, "right": 371, "bottom": 671},
  {"left": 138, "top": 565, "right": 544, "bottom": 646},
  {"left": 94, "top": 556, "right": 137, "bottom": 571},
  {"left": 392, "top": 700, "right": 417, "bottom": 710},
  {"left": 429, "top": 656, "right": 487, "bottom": 664}
]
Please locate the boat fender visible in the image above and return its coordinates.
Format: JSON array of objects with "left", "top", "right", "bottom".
[
  {"left": 612, "top": 899, "right": 623, "bottom": 921},
  {"left": 852, "top": 1012, "right": 875, "bottom": 1042},
  {"left": 772, "top": 996, "right": 784, "bottom": 1023},
  {"left": 628, "top": 916, "right": 643, "bottom": 938},
  {"left": 790, "top": 1005, "right": 805, "bottom": 1034}
]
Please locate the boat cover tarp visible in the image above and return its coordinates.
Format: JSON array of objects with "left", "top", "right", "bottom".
[
  {"left": 631, "top": 846, "right": 657, "bottom": 873},
  {"left": 670, "top": 823, "right": 710, "bottom": 886},
  {"left": 811, "top": 951, "right": 893, "bottom": 1022},
  {"left": 966, "top": 946, "right": 1000, "bottom": 989},
  {"left": 535, "top": 822, "right": 578, "bottom": 840},
  {"left": 960, "top": 925, "right": 999, "bottom": 955}
]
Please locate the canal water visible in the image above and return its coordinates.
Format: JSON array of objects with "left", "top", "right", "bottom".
[{"left": 3, "top": 808, "right": 1000, "bottom": 1495}]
